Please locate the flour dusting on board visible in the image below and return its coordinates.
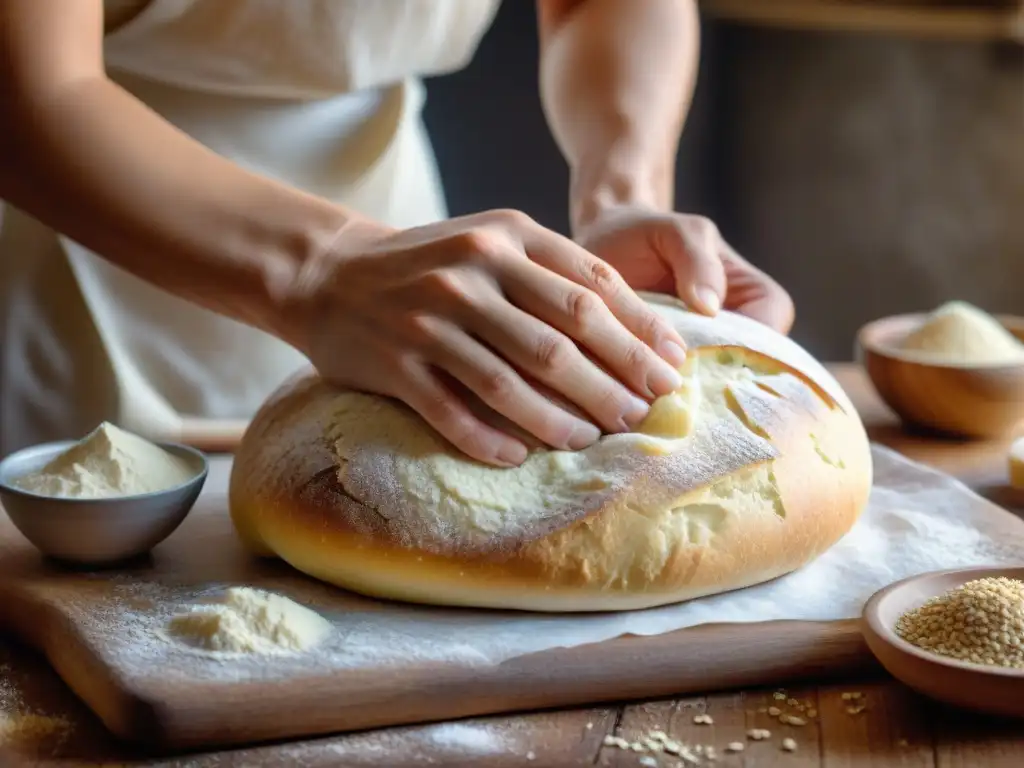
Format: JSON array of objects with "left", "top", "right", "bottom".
[
  {"left": 142, "top": 718, "right": 522, "bottom": 766},
  {"left": 0, "top": 664, "right": 73, "bottom": 757},
  {"left": 60, "top": 445, "right": 1024, "bottom": 690}
]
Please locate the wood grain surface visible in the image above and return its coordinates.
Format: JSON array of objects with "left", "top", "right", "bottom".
[
  {"left": 701, "top": 0, "right": 1024, "bottom": 42},
  {"left": 0, "top": 452, "right": 874, "bottom": 749},
  {"left": 0, "top": 364, "right": 1022, "bottom": 767}
]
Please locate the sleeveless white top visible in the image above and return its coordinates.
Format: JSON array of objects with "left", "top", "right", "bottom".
[{"left": 0, "top": 0, "right": 501, "bottom": 454}]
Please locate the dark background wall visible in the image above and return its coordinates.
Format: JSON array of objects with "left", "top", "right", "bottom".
[
  {"left": 423, "top": 2, "right": 725, "bottom": 236},
  {"left": 422, "top": 2, "right": 1024, "bottom": 361}
]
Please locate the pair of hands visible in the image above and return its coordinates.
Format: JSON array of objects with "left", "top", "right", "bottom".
[{"left": 295, "top": 207, "right": 793, "bottom": 467}]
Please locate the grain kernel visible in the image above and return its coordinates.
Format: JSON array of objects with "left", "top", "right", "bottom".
[{"left": 895, "top": 577, "right": 1024, "bottom": 669}]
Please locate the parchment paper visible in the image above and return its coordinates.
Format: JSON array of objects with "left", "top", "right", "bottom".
[
  {"left": 136, "top": 443, "right": 1024, "bottom": 674},
  {"left": 343, "top": 442, "right": 1024, "bottom": 667},
  {"left": 84, "top": 444, "right": 1024, "bottom": 678}
]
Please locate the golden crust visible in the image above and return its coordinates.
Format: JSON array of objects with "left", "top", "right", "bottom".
[{"left": 229, "top": 299, "right": 873, "bottom": 612}]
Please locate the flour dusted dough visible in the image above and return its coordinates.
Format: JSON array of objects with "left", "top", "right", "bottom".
[
  {"left": 14, "top": 422, "right": 195, "bottom": 499},
  {"left": 229, "top": 293, "right": 873, "bottom": 612},
  {"left": 167, "top": 587, "right": 331, "bottom": 654}
]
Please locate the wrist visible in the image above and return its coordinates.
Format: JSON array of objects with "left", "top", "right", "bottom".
[
  {"left": 569, "top": 147, "right": 673, "bottom": 236},
  {"left": 271, "top": 211, "right": 393, "bottom": 357}
]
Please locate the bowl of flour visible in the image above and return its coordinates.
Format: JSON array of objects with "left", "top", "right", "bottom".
[{"left": 0, "top": 423, "right": 208, "bottom": 565}]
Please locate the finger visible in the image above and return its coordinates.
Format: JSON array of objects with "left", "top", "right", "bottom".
[
  {"left": 663, "top": 217, "right": 729, "bottom": 318},
  {"left": 459, "top": 293, "right": 653, "bottom": 434},
  {"left": 500, "top": 257, "right": 683, "bottom": 399},
  {"left": 518, "top": 226, "right": 690, "bottom": 370},
  {"left": 421, "top": 317, "right": 602, "bottom": 451},
  {"left": 720, "top": 245, "right": 796, "bottom": 335},
  {"left": 394, "top": 359, "right": 529, "bottom": 467}
]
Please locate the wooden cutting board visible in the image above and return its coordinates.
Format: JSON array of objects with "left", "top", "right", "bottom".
[{"left": 0, "top": 459, "right": 877, "bottom": 754}]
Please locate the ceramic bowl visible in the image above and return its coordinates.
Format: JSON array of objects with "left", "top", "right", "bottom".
[{"left": 862, "top": 566, "right": 1024, "bottom": 719}]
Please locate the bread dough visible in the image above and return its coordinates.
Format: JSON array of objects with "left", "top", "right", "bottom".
[{"left": 228, "top": 293, "right": 873, "bottom": 612}]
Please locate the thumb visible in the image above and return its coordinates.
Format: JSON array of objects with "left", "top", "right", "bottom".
[{"left": 663, "top": 217, "right": 728, "bottom": 317}]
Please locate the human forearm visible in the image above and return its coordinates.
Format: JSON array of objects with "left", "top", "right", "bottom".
[
  {"left": 537, "top": 0, "right": 701, "bottom": 234},
  {"left": 1, "top": 75, "right": 361, "bottom": 351}
]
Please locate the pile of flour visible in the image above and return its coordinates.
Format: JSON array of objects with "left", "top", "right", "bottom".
[
  {"left": 166, "top": 587, "right": 333, "bottom": 655},
  {"left": 13, "top": 422, "right": 195, "bottom": 499},
  {"left": 900, "top": 300, "right": 1024, "bottom": 365}
]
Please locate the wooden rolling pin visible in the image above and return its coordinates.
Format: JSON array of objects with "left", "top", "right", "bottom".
[{"left": 173, "top": 418, "right": 250, "bottom": 455}]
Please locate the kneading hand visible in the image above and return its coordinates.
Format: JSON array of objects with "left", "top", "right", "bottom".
[
  {"left": 576, "top": 207, "right": 795, "bottom": 335},
  {"left": 288, "top": 209, "right": 690, "bottom": 467}
]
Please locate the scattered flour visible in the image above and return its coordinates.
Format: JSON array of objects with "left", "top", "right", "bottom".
[
  {"left": 166, "top": 587, "right": 332, "bottom": 654},
  {"left": 0, "top": 664, "right": 73, "bottom": 756},
  {"left": 0, "top": 712, "right": 72, "bottom": 749},
  {"left": 899, "top": 300, "right": 1024, "bottom": 365},
  {"left": 425, "top": 721, "right": 510, "bottom": 754},
  {"left": 13, "top": 422, "right": 196, "bottom": 499}
]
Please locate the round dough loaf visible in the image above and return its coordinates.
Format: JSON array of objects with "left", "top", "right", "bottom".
[{"left": 229, "top": 293, "right": 872, "bottom": 612}]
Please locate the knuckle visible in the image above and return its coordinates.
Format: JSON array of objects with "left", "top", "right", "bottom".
[
  {"left": 639, "top": 311, "right": 669, "bottom": 342},
  {"left": 478, "top": 368, "right": 519, "bottom": 404},
  {"left": 421, "top": 269, "right": 478, "bottom": 308},
  {"left": 585, "top": 259, "right": 623, "bottom": 297},
  {"left": 403, "top": 312, "right": 442, "bottom": 345},
  {"left": 489, "top": 208, "right": 534, "bottom": 230},
  {"left": 453, "top": 229, "right": 499, "bottom": 261},
  {"left": 421, "top": 391, "right": 466, "bottom": 431},
  {"left": 690, "top": 214, "right": 720, "bottom": 238},
  {"left": 422, "top": 268, "right": 461, "bottom": 295},
  {"left": 565, "top": 289, "right": 603, "bottom": 330},
  {"left": 534, "top": 333, "right": 575, "bottom": 372},
  {"left": 623, "top": 340, "right": 652, "bottom": 370}
]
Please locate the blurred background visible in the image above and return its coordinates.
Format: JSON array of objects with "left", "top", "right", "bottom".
[{"left": 423, "top": 0, "right": 1024, "bottom": 362}]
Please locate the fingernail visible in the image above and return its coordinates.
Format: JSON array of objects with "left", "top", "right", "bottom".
[
  {"left": 567, "top": 422, "right": 602, "bottom": 450},
  {"left": 647, "top": 362, "right": 683, "bottom": 397},
  {"left": 620, "top": 397, "right": 650, "bottom": 431},
  {"left": 658, "top": 340, "right": 689, "bottom": 368},
  {"left": 696, "top": 286, "right": 721, "bottom": 315},
  {"left": 497, "top": 441, "right": 529, "bottom": 466}
]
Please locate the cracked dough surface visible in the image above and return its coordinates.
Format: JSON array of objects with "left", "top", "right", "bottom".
[{"left": 229, "top": 294, "right": 873, "bottom": 612}]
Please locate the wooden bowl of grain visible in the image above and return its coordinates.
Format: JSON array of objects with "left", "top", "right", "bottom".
[
  {"left": 856, "top": 307, "right": 1024, "bottom": 439},
  {"left": 862, "top": 567, "right": 1024, "bottom": 719}
]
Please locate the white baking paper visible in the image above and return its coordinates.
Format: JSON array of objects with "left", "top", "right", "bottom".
[
  {"left": 91, "top": 444, "right": 1024, "bottom": 679},
  {"left": 349, "top": 442, "right": 1024, "bottom": 665}
]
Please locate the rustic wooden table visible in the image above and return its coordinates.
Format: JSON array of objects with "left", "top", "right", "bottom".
[{"left": 1, "top": 364, "right": 1022, "bottom": 768}]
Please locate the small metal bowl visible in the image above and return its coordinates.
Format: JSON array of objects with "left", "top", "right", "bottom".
[{"left": 0, "top": 440, "right": 208, "bottom": 565}]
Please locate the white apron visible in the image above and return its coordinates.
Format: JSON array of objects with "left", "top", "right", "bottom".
[{"left": 0, "top": 0, "right": 501, "bottom": 456}]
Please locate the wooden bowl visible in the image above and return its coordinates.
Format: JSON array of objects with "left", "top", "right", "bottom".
[
  {"left": 856, "top": 313, "right": 1024, "bottom": 438},
  {"left": 862, "top": 567, "right": 1024, "bottom": 719}
]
